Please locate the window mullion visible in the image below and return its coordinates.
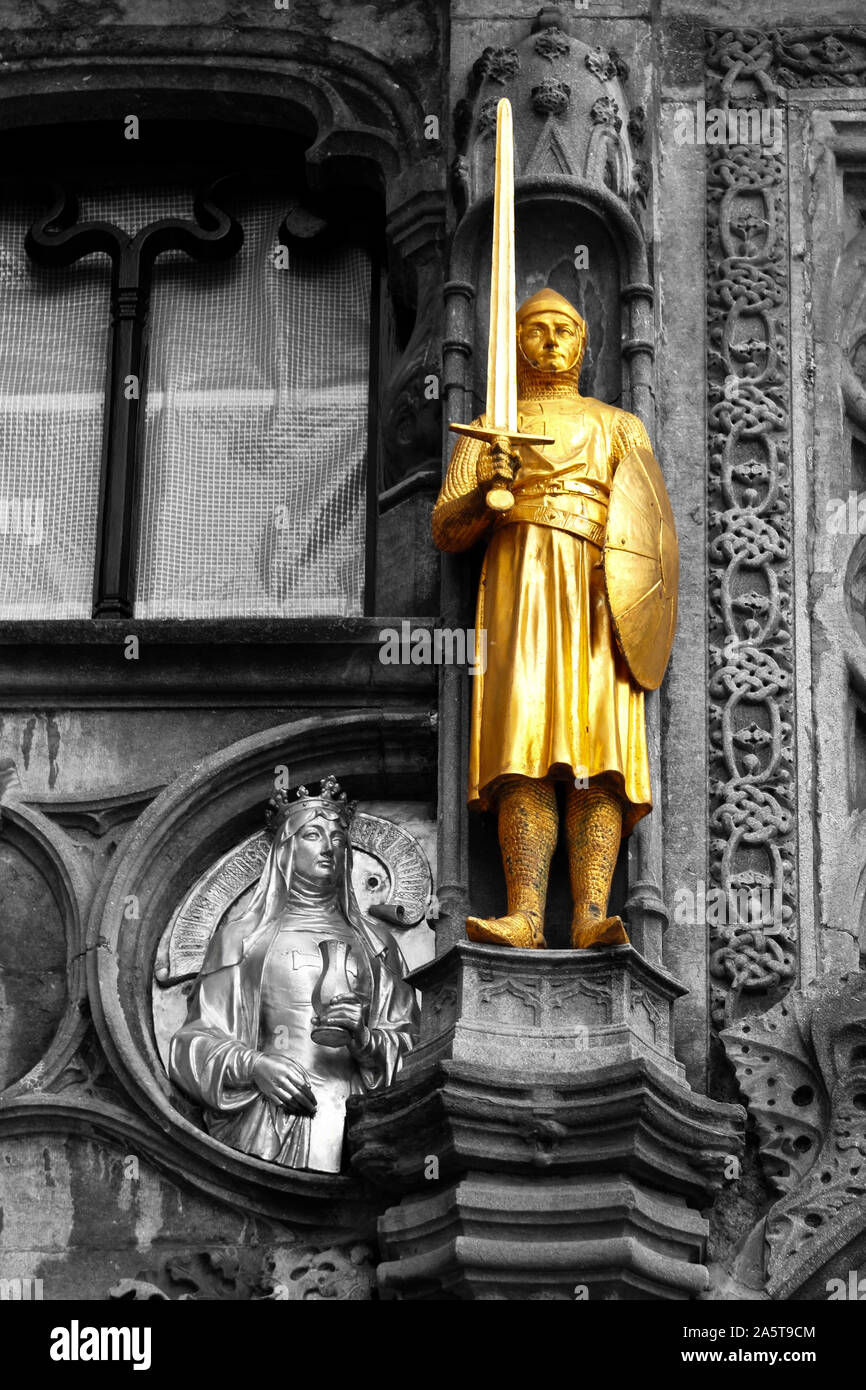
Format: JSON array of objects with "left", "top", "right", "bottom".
[{"left": 95, "top": 254, "right": 148, "bottom": 617}]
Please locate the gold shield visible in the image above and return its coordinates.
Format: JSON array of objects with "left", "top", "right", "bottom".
[{"left": 604, "top": 446, "right": 679, "bottom": 691}]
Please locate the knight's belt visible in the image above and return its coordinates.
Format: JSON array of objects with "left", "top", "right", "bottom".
[{"left": 496, "top": 485, "right": 607, "bottom": 548}]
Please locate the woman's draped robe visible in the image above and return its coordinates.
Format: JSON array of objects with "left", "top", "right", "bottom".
[{"left": 433, "top": 389, "right": 653, "bottom": 836}]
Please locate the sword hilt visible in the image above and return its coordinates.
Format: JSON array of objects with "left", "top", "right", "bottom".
[{"left": 449, "top": 422, "right": 555, "bottom": 512}]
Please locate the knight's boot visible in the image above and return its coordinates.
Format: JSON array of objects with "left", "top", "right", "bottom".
[
  {"left": 466, "top": 775, "right": 557, "bottom": 949},
  {"left": 566, "top": 782, "right": 630, "bottom": 949}
]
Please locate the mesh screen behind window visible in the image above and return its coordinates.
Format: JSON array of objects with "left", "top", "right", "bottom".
[
  {"left": 0, "top": 200, "right": 110, "bottom": 619},
  {"left": 0, "top": 187, "right": 372, "bottom": 620},
  {"left": 137, "top": 197, "right": 371, "bottom": 618}
]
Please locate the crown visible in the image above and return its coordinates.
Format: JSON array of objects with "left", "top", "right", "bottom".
[{"left": 266, "top": 774, "right": 356, "bottom": 834}]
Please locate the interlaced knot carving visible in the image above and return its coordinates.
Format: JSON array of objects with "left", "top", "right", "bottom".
[{"left": 704, "top": 30, "right": 810, "bottom": 1025}]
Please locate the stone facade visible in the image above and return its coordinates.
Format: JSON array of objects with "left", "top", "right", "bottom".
[{"left": 0, "top": 0, "right": 865, "bottom": 1303}]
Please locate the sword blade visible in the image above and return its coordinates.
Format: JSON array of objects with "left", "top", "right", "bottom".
[
  {"left": 449, "top": 97, "right": 553, "bottom": 464},
  {"left": 486, "top": 98, "right": 517, "bottom": 435}
]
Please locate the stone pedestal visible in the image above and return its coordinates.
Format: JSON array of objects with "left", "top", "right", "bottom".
[
  {"left": 349, "top": 943, "right": 744, "bottom": 1301},
  {"left": 402, "top": 939, "right": 687, "bottom": 1083}
]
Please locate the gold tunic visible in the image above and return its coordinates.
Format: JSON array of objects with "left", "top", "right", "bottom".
[{"left": 433, "top": 387, "right": 652, "bottom": 837}]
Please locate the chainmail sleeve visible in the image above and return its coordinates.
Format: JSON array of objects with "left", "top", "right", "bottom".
[
  {"left": 432, "top": 418, "right": 496, "bottom": 553},
  {"left": 610, "top": 409, "right": 653, "bottom": 468}
]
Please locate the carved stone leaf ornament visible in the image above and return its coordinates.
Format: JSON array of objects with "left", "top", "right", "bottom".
[
  {"left": 627, "top": 107, "right": 646, "bottom": 145},
  {"left": 721, "top": 994, "right": 827, "bottom": 1196},
  {"left": 474, "top": 47, "right": 521, "bottom": 87},
  {"left": 477, "top": 98, "right": 500, "bottom": 134},
  {"left": 585, "top": 48, "right": 618, "bottom": 84},
  {"left": 534, "top": 25, "right": 570, "bottom": 64},
  {"left": 590, "top": 96, "right": 622, "bottom": 131},
  {"left": 531, "top": 80, "right": 572, "bottom": 118},
  {"left": 722, "top": 972, "right": 866, "bottom": 1297}
]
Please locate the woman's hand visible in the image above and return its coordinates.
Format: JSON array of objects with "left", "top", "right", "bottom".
[
  {"left": 313, "top": 999, "right": 371, "bottom": 1052},
  {"left": 251, "top": 1054, "right": 317, "bottom": 1115}
]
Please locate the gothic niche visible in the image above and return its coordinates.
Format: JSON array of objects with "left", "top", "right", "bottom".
[
  {"left": 445, "top": 9, "right": 657, "bottom": 954},
  {"left": 515, "top": 203, "right": 620, "bottom": 405},
  {"left": 153, "top": 784, "right": 435, "bottom": 1174}
]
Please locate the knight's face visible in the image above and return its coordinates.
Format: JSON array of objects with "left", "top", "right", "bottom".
[
  {"left": 518, "top": 312, "right": 581, "bottom": 374},
  {"left": 282, "top": 814, "right": 347, "bottom": 887}
]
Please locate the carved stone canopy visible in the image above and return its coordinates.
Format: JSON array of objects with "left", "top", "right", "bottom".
[{"left": 454, "top": 9, "right": 643, "bottom": 217}]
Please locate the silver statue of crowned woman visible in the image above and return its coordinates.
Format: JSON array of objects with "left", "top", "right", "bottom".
[{"left": 169, "top": 777, "right": 419, "bottom": 1173}]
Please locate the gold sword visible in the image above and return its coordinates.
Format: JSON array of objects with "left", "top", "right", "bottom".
[{"left": 449, "top": 97, "right": 553, "bottom": 512}]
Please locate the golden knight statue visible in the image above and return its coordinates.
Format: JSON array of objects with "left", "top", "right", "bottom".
[{"left": 433, "top": 100, "right": 677, "bottom": 953}]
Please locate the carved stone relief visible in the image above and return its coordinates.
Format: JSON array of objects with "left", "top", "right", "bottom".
[
  {"left": 152, "top": 803, "right": 435, "bottom": 1079},
  {"left": 710, "top": 28, "right": 866, "bottom": 92},
  {"left": 705, "top": 31, "right": 866, "bottom": 1028},
  {"left": 158, "top": 787, "right": 432, "bottom": 1174},
  {"left": 705, "top": 31, "right": 797, "bottom": 1028},
  {"left": 109, "top": 1241, "right": 377, "bottom": 1302},
  {"left": 1, "top": 711, "right": 436, "bottom": 1224},
  {"left": 722, "top": 970, "right": 866, "bottom": 1299},
  {"left": 453, "top": 10, "right": 643, "bottom": 220}
]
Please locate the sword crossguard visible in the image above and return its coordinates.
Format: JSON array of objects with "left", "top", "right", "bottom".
[{"left": 449, "top": 422, "right": 555, "bottom": 512}]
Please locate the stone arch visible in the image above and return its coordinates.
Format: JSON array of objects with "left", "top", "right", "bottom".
[{"left": 0, "top": 47, "right": 432, "bottom": 205}]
